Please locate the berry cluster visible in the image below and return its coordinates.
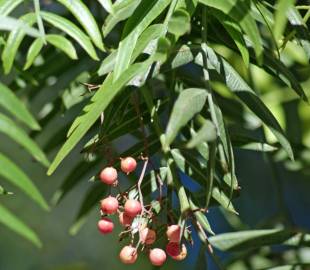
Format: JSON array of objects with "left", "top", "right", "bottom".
[{"left": 97, "top": 157, "right": 188, "bottom": 266}]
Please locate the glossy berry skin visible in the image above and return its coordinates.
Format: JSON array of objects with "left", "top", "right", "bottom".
[
  {"left": 171, "top": 243, "right": 187, "bottom": 261},
  {"left": 166, "top": 242, "right": 180, "bottom": 257},
  {"left": 140, "top": 228, "right": 156, "bottom": 245},
  {"left": 149, "top": 248, "right": 167, "bottom": 266},
  {"left": 100, "top": 196, "right": 119, "bottom": 214},
  {"left": 166, "top": 224, "right": 181, "bottom": 242},
  {"left": 120, "top": 157, "right": 137, "bottom": 174},
  {"left": 99, "top": 167, "right": 118, "bottom": 185},
  {"left": 124, "top": 199, "right": 142, "bottom": 217},
  {"left": 119, "top": 245, "right": 137, "bottom": 264},
  {"left": 119, "top": 212, "right": 133, "bottom": 227},
  {"left": 97, "top": 217, "right": 114, "bottom": 234}
]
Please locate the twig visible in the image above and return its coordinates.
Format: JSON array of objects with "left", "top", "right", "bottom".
[{"left": 137, "top": 157, "right": 149, "bottom": 214}]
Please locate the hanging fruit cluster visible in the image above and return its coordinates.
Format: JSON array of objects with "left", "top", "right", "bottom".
[{"left": 97, "top": 156, "right": 189, "bottom": 266}]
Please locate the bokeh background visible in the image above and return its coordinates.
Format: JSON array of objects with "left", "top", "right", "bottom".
[{"left": 1, "top": 1, "right": 310, "bottom": 269}]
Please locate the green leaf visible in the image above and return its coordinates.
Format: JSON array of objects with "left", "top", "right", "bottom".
[
  {"left": 97, "top": 0, "right": 114, "bottom": 14},
  {"left": 287, "top": 6, "right": 310, "bottom": 61},
  {"left": 57, "top": 0, "right": 104, "bottom": 50},
  {"left": 273, "top": 0, "right": 295, "bottom": 43},
  {"left": 189, "top": 197, "right": 214, "bottom": 235},
  {"left": 46, "top": 34, "right": 78, "bottom": 59},
  {"left": 34, "top": 0, "right": 46, "bottom": 42},
  {"left": 186, "top": 119, "right": 216, "bottom": 148},
  {"left": 0, "top": 15, "right": 40, "bottom": 37},
  {"left": 238, "top": 142, "right": 277, "bottom": 152},
  {"left": 1, "top": 13, "right": 37, "bottom": 74},
  {"left": 0, "top": 153, "right": 49, "bottom": 210},
  {"left": 98, "top": 23, "right": 166, "bottom": 76},
  {"left": 0, "top": 113, "right": 49, "bottom": 167},
  {"left": 0, "top": 83, "right": 40, "bottom": 130},
  {"left": 168, "top": 8, "right": 190, "bottom": 36},
  {"left": 197, "top": 45, "right": 294, "bottom": 160},
  {"left": 261, "top": 264, "right": 310, "bottom": 270},
  {"left": 48, "top": 57, "right": 156, "bottom": 175},
  {"left": 199, "top": 0, "right": 263, "bottom": 62},
  {"left": 0, "top": 204, "right": 42, "bottom": 247},
  {"left": 213, "top": 9, "right": 249, "bottom": 66},
  {"left": 24, "top": 37, "right": 44, "bottom": 70},
  {"left": 103, "top": 0, "right": 141, "bottom": 37},
  {"left": 209, "top": 229, "right": 293, "bottom": 251},
  {"left": 113, "top": 0, "right": 170, "bottom": 81},
  {"left": 211, "top": 186, "right": 237, "bottom": 214},
  {"left": 165, "top": 88, "right": 207, "bottom": 147},
  {"left": 0, "top": 0, "right": 23, "bottom": 16},
  {"left": 40, "top": 11, "right": 99, "bottom": 60}
]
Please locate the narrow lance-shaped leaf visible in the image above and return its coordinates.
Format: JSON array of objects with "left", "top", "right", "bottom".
[
  {"left": 0, "top": 83, "right": 40, "bottom": 130},
  {"left": 199, "top": 0, "right": 263, "bottom": 62},
  {"left": 287, "top": 6, "right": 310, "bottom": 61},
  {"left": 209, "top": 229, "right": 294, "bottom": 251},
  {"left": 165, "top": 88, "right": 207, "bottom": 147},
  {"left": 0, "top": 0, "right": 24, "bottom": 16},
  {"left": 273, "top": 0, "right": 295, "bottom": 44},
  {"left": 48, "top": 56, "right": 156, "bottom": 175},
  {"left": 0, "top": 204, "right": 42, "bottom": 247},
  {"left": 98, "top": 23, "right": 166, "bottom": 76},
  {"left": 34, "top": 0, "right": 46, "bottom": 42},
  {"left": 189, "top": 197, "right": 214, "bottom": 235},
  {"left": 0, "top": 113, "right": 49, "bottom": 167},
  {"left": 213, "top": 9, "right": 249, "bottom": 66},
  {"left": 196, "top": 45, "right": 294, "bottom": 160},
  {"left": 1, "top": 13, "right": 37, "bottom": 74},
  {"left": 0, "top": 15, "right": 40, "bottom": 37},
  {"left": 103, "top": 0, "right": 141, "bottom": 37},
  {"left": 0, "top": 153, "right": 49, "bottom": 210},
  {"left": 186, "top": 119, "right": 216, "bottom": 148},
  {"left": 97, "top": 0, "right": 114, "bottom": 14},
  {"left": 24, "top": 37, "right": 44, "bottom": 70},
  {"left": 113, "top": 0, "right": 170, "bottom": 81},
  {"left": 46, "top": 34, "right": 78, "bottom": 59},
  {"left": 57, "top": 0, "right": 104, "bottom": 50},
  {"left": 40, "top": 11, "right": 99, "bottom": 60}
]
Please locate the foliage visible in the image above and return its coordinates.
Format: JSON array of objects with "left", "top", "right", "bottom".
[{"left": 0, "top": 0, "right": 310, "bottom": 268}]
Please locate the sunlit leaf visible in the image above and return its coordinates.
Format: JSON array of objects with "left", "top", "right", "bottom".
[
  {"left": 57, "top": 0, "right": 104, "bottom": 50},
  {"left": 41, "top": 11, "right": 99, "bottom": 60},
  {"left": 46, "top": 34, "right": 78, "bottom": 59}
]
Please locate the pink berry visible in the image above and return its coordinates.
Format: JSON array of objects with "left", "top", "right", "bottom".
[
  {"left": 149, "top": 248, "right": 166, "bottom": 266},
  {"left": 100, "top": 196, "right": 119, "bottom": 214},
  {"left": 97, "top": 217, "right": 114, "bottom": 234},
  {"left": 119, "top": 212, "right": 133, "bottom": 227},
  {"left": 166, "top": 242, "right": 180, "bottom": 257},
  {"left": 124, "top": 199, "right": 142, "bottom": 217},
  {"left": 120, "top": 157, "right": 137, "bottom": 174},
  {"left": 166, "top": 224, "right": 181, "bottom": 242},
  {"left": 99, "top": 167, "right": 118, "bottom": 185},
  {"left": 119, "top": 245, "right": 137, "bottom": 264},
  {"left": 171, "top": 243, "right": 187, "bottom": 261},
  {"left": 140, "top": 228, "right": 156, "bottom": 245}
]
